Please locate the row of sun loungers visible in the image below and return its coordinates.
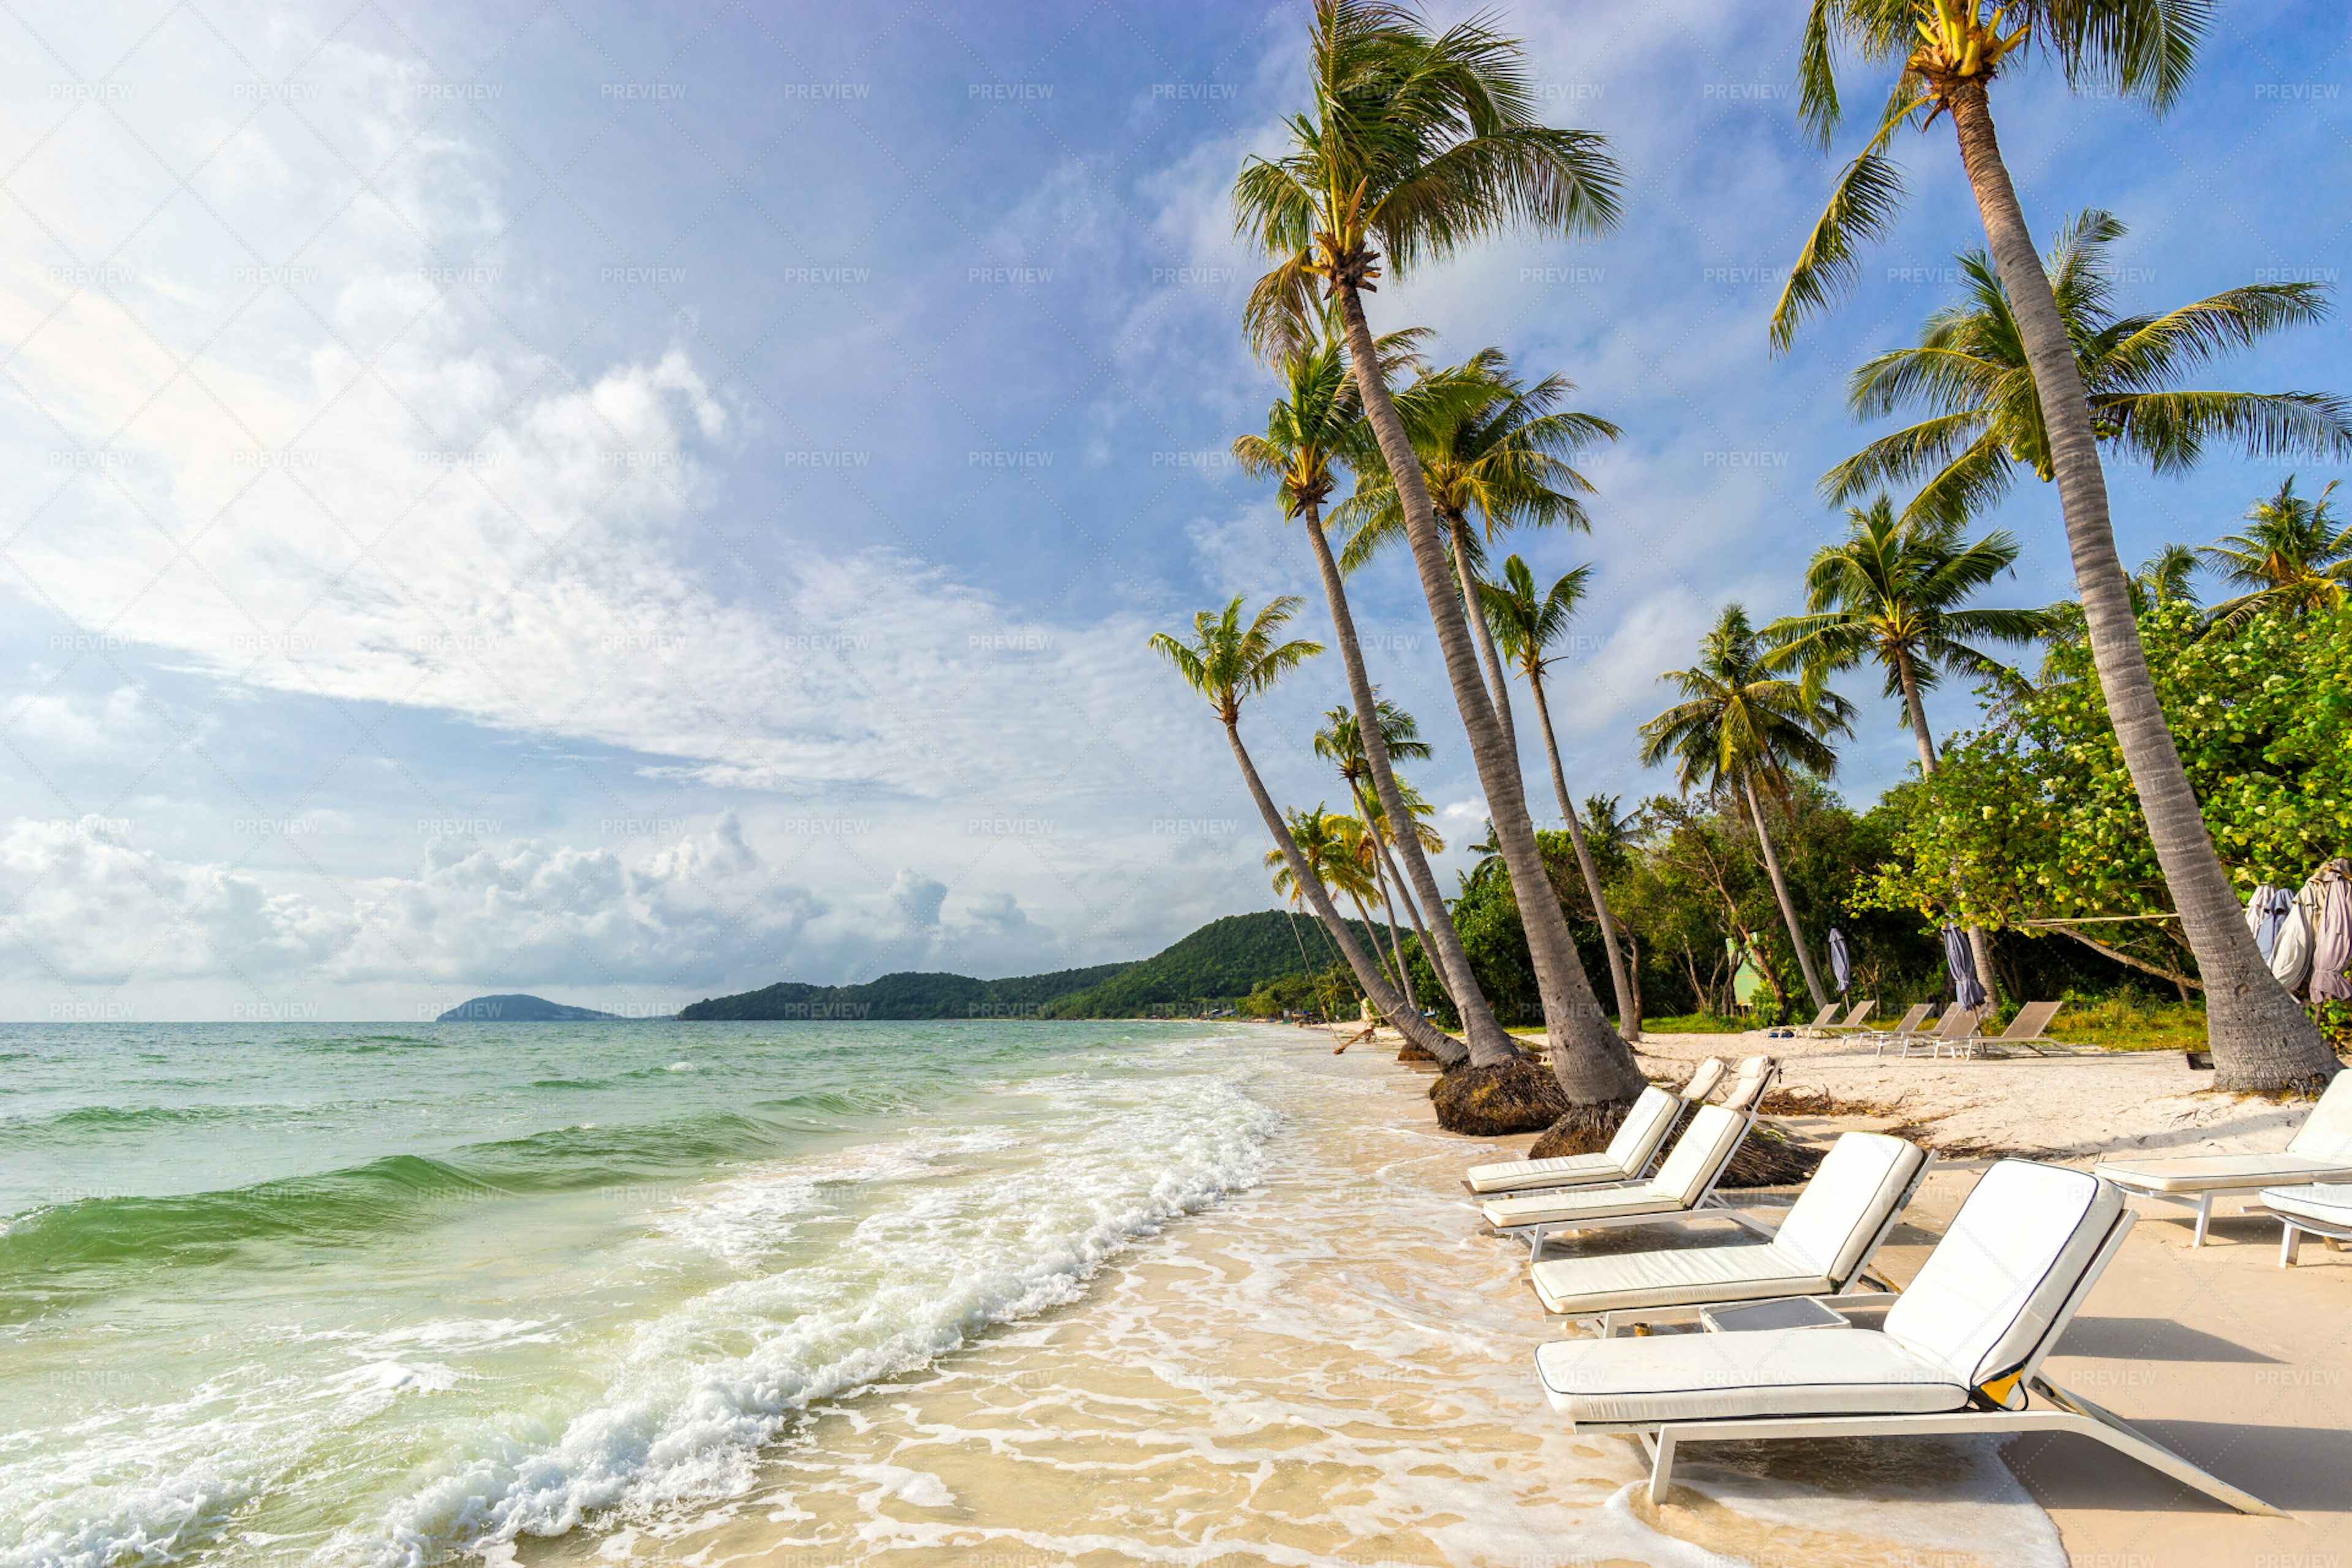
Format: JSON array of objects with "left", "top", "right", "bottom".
[{"left": 1447, "top": 1050, "right": 2352, "bottom": 1517}]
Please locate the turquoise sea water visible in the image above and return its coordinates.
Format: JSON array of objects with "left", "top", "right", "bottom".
[{"left": 0, "top": 1020, "right": 1281, "bottom": 1568}]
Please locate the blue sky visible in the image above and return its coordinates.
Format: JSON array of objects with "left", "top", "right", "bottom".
[{"left": 1, "top": 0, "right": 2346, "bottom": 1019}]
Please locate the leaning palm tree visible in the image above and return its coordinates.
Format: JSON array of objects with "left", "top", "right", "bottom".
[
  {"left": 1152, "top": 596, "right": 1463, "bottom": 1064},
  {"left": 1640, "top": 605, "right": 1857, "bottom": 1013},
  {"left": 1771, "top": 0, "right": 2337, "bottom": 1088},
  {"left": 1337, "top": 349, "right": 1619, "bottom": 764},
  {"left": 1234, "top": 335, "right": 1520, "bottom": 1067},
  {"left": 1235, "top": 0, "right": 1645, "bottom": 1108},
  {"left": 1478, "top": 554, "right": 1638, "bottom": 1040},
  {"left": 1823, "top": 211, "right": 2351, "bottom": 524},
  {"left": 1763, "top": 496, "right": 2046, "bottom": 997},
  {"left": 2201, "top": 477, "right": 2352, "bottom": 633},
  {"left": 1313, "top": 701, "right": 1445, "bottom": 1011},
  {"left": 1266, "top": 805, "right": 1396, "bottom": 997}
]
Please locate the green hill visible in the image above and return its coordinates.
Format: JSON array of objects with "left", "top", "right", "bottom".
[
  {"left": 676, "top": 910, "right": 1376, "bottom": 1021},
  {"left": 1041, "top": 910, "right": 1375, "bottom": 1017},
  {"left": 676, "top": 963, "right": 1131, "bottom": 1021}
]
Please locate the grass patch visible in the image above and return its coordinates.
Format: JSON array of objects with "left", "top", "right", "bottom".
[
  {"left": 2024, "top": 997, "right": 2207, "bottom": 1052},
  {"left": 1630, "top": 1012, "right": 1756, "bottom": 1035}
]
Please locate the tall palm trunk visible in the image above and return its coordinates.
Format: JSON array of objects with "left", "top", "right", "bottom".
[
  {"left": 1298, "top": 501, "right": 1522, "bottom": 1066},
  {"left": 1742, "top": 774, "right": 1830, "bottom": 1011},
  {"left": 1945, "top": 80, "right": 2333, "bottom": 1089},
  {"left": 1336, "top": 284, "right": 1645, "bottom": 1101},
  {"left": 1224, "top": 721, "right": 1464, "bottom": 1065},
  {"left": 1528, "top": 665, "right": 1640, "bottom": 1039},
  {"left": 1452, "top": 525, "right": 1520, "bottom": 758},
  {"left": 1375, "top": 826, "right": 1453, "bottom": 1006},
  {"left": 1894, "top": 651, "right": 1999, "bottom": 1007}
]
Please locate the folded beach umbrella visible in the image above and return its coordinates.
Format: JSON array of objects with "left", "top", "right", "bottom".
[
  {"left": 2307, "top": 862, "right": 2352, "bottom": 1003},
  {"left": 1942, "top": 924, "right": 1987, "bottom": 1011},
  {"left": 1828, "top": 928, "right": 1852, "bottom": 997},
  {"left": 2247, "top": 882, "right": 2312, "bottom": 991}
]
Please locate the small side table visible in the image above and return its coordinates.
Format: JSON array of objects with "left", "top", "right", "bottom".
[{"left": 1700, "top": 1295, "right": 1852, "bottom": 1333}]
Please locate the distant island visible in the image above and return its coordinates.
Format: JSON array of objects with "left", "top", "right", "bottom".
[
  {"left": 437, "top": 993, "right": 628, "bottom": 1022},
  {"left": 679, "top": 910, "right": 1381, "bottom": 1021}
]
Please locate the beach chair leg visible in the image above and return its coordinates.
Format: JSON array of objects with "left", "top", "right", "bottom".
[
  {"left": 2032, "top": 1379, "right": 2288, "bottom": 1517},
  {"left": 1643, "top": 1427, "right": 1678, "bottom": 1506},
  {"left": 2281, "top": 1223, "right": 2300, "bottom": 1268},
  {"left": 2192, "top": 1193, "right": 2212, "bottom": 1248}
]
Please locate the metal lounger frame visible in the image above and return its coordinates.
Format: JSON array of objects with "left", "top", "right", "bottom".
[
  {"left": 1564, "top": 1213, "right": 2284, "bottom": 1516},
  {"left": 2246, "top": 1200, "right": 2352, "bottom": 1267}
]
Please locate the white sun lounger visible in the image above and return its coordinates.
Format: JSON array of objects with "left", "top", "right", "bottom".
[
  {"left": 1877, "top": 1006, "right": 1975, "bottom": 1060},
  {"left": 1794, "top": 1001, "right": 1841, "bottom": 1035},
  {"left": 2094, "top": 1071, "right": 2352, "bottom": 1245},
  {"left": 1462, "top": 1057, "right": 1732, "bottom": 1198},
  {"left": 1480, "top": 1061, "right": 1782, "bottom": 1257},
  {"left": 1532, "top": 1159, "right": 2283, "bottom": 1515},
  {"left": 1529, "top": 1132, "right": 1932, "bottom": 1331},
  {"left": 2253, "top": 1182, "right": 2352, "bottom": 1267}
]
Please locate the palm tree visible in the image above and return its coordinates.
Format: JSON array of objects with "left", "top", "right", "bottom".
[
  {"left": 1640, "top": 605, "right": 1856, "bottom": 1013},
  {"left": 1234, "top": 336, "right": 1521, "bottom": 1066},
  {"left": 2136, "top": 543, "right": 2201, "bottom": 608},
  {"left": 1478, "top": 554, "right": 1639, "bottom": 1039},
  {"left": 1234, "top": 0, "right": 1645, "bottom": 1107},
  {"left": 1151, "top": 595, "right": 1462, "bottom": 1064},
  {"left": 1823, "top": 211, "right": 2352, "bottom": 524},
  {"left": 1771, "top": 0, "right": 2337, "bottom": 1088},
  {"left": 1313, "top": 701, "right": 1447, "bottom": 1012},
  {"left": 2201, "top": 477, "right": 2352, "bottom": 633},
  {"left": 1336, "top": 349, "right": 1619, "bottom": 766},
  {"left": 1763, "top": 496, "right": 2046, "bottom": 998},
  {"left": 1266, "top": 805, "right": 1395, "bottom": 1005}
]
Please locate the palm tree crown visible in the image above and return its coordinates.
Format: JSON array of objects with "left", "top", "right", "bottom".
[
  {"left": 1232, "top": 0, "right": 1620, "bottom": 360},
  {"left": 1480, "top": 554, "right": 1594, "bottom": 679},
  {"left": 2202, "top": 476, "right": 2352, "bottom": 632},
  {"left": 1641, "top": 605, "right": 1856, "bottom": 799},
  {"left": 1765, "top": 497, "right": 2047, "bottom": 722},
  {"left": 1776, "top": 0, "right": 2209, "bottom": 350},
  {"left": 1336, "top": 349, "right": 1618, "bottom": 573},
  {"left": 1267, "top": 804, "right": 1378, "bottom": 906},
  {"left": 1148, "top": 596, "right": 1323, "bottom": 726},
  {"left": 1824, "top": 211, "right": 2351, "bottom": 522}
]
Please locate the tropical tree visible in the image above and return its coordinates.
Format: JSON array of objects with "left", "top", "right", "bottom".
[
  {"left": 1337, "top": 348, "right": 1619, "bottom": 767},
  {"left": 2136, "top": 543, "right": 2201, "bottom": 608},
  {"left": 1150, "top": 596, "right": 1463, "bottom": 1063},
  {"left": 1640, "top": 605, "right": 1857, "bottom": 1012},
  {"left": 1823, "top": 211, "right": 2352, "bottom": 523},
  {"left": 1762, "top": 496, "right": 2048, "bottom": 995},
  {"left": 1233, "top": 2, "right": 1642, "bottom": 1103},
  {"left": 1479, "top": 553, "right": 1639, "bottom": 1038},
  {"left": 1313, "top": 701, "right": 1447, "bottom": 1011},
  {"left": 1771, "top": 0, "right": 2337, "bottom": 1088},
  {"left": 1266, "top": 805, "right": 1397, "bottom": 998},
  {"left": 2202, "top": 477, "right": 2352, "bottom": 634},
  {"left": 1233, "top": 335, "right": 1521, "bottom": 1066}
]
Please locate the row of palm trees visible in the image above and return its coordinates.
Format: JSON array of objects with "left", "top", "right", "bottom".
[{"left": 1155, "top": 0, "right": 2345, "bottom": 1104}]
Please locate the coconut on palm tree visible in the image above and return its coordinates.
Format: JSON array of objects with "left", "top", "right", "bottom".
[
  {"left": 1823, "top": 211, "right": 2352, "bottom": 524},
  {"left": 2201, "top": 477, "right": 2352, "bottom": 633},
  {"left": 1773, "top": 0, "right": 2337, "bottom": 1088},
  {"left": 1478, "top": 554, "right": 1640, "bottom": 1039},
  {"left": 1233, "top": 0, "right": 1644, "bottom": 1108},
  {"left": 1150, "top": 595, "right": 1462, "bottom": 1065},
  {"left": 1232, "top": 334, "right": 1523, "bottom": 1066},
  {"left": 1640, "top": 605, "right": 1856, "bottom": 1013},
  {"left": 1762, "top": 496, "right": 2048, "bottom": 993}
]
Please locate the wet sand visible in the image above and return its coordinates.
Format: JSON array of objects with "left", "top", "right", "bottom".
[{"left": 535, "top": 1031, "right": 2065, "bottom": 1568}]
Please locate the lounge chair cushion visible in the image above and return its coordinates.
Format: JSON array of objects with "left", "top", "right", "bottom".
[
  {"left": 1766, "top": 1133, "right": 1928, "bottom": 1284},
  {"left": 1536, "top": 1327, "right": 1967, "bottom": 1424},
  {"left": 2093, "top": 1153, "right": 2352, "bottom": 1193},
  {"left": 1884, "top": 1161, "right": 2125, "bottom": 1404},
  {"left": 2287, "top": 1073, "right": 2352, "bottom": 1161},
  {"left": 1482, "top": 1182, "right": 1688, "bottom": 1229},
  {"left": 2260, "top": 1182, "right": 2352, "bottom": 1228},
  {"left": 1648, "top": 1104, "right": 1749, "bottom": 1205},
  {"left": 1464, "top": 1085, "right": 1683, "bottom": 1195},
  {"left": 1531, "top": 1242, "right": 1831, "bottom": 1315}
]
